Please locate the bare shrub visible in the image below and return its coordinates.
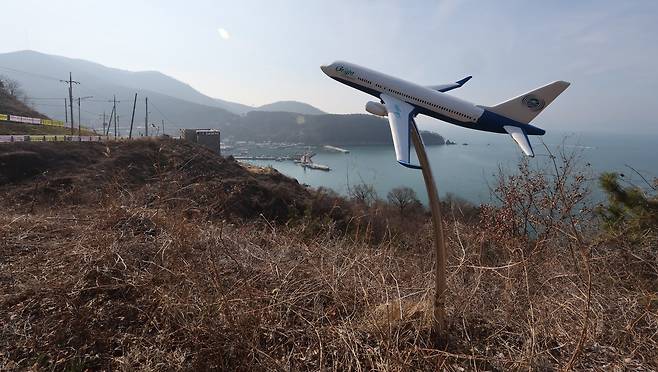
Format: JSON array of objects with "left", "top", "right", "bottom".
[
  {"left": 349, "top": 182, "right": 378, "bottom": 206},
  {"left": 0, "top": 75, "right": 25, "bottom": 98},
  {"left": 387, "top": 186, "right": 422, "bottom": 217}
]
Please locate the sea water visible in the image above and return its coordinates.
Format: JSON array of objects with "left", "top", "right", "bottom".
[{"left": 241, "top": 131, "right": 658, "bottom": 206}]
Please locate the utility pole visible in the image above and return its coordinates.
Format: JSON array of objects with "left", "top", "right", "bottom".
[
  {"left": 113, "top": 95, "right": 117, "bottom": 138},
  {"left": 105, "top": 105, "right": 115, "bottom": 136},
  {"left": 64, "top": 99, "right": 68, "bottom": 123},
  {"left": 116, "top": 115, "right": 119, "bottom": 138},
  {"left": 162, "top": 119, "right": 165, "bottom": 136},
  {"left": 102, "top": 111, "right": 106, "bottom": 135},
  {"left": 60, "top": 72, "right": 79, "bottom": 135},
  {"left": 144, "top": 97, "right": 148, "bottom": 137},
  {"left": 129, "top": 93, "right": 137, "bottom": 139},
  {"left": 77, "top": 98, "right": 80, "bottom": 134},
  {"left": 77, "top": 96, "right": 93, "bottom": 135}
]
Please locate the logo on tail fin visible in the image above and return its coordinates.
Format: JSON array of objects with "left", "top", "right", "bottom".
[{"left": 522, "top": 94, "right": 545, "bottom": 111}]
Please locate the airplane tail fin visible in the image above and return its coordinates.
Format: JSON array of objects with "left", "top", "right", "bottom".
[{"left": 487, "top": 81, "right": 570, "bottom": 124}]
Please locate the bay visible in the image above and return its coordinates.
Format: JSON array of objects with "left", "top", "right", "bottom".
[{"left": 236, "top": 131, "right": 658, "bottom": 206}]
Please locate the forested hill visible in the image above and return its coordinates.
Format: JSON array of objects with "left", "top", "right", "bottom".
[
  {"left": 222, "top": 111, "right": 446, "bottom": 145},
  {"left": 0, "top": 81, "right": 49, "bottom": 119}
]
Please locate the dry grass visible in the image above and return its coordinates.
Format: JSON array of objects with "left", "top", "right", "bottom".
[{"left": 0, "top": 139, "right": 656, "bottom": 371}]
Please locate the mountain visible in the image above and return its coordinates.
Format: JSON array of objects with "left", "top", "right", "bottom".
[
  {"left": 0, "top": 50, "right": 240, "bottom": 134},
  {"left": 0, "top": 50, "right": 447, "bottom": 145},
  {"left": 0, "top": 50, "right": 324, "bottom": 117},
  {"left": 255, "top": 101, "right": 325, "bottom": 115}
]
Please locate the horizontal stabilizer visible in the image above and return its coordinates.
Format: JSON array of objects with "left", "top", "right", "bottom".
[
  {"left": 427, "top": 75, "right": 472, "bottom": 93},
  {"left": 504, "top": 125, "right": 534, "bottom": 157},
  {"left": 487, "top": 81, "right": 570, "bottom": 124}
]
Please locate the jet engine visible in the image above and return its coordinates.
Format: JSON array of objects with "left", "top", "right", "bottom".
[{"left": 365, "top": 101, "right": 388, "bottom": 117}]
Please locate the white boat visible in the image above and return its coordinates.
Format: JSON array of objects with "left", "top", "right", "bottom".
[{"left": 323, "top": 145, "right": 350, "bottom": 153}]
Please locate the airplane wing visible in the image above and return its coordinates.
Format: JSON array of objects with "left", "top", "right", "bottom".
[
  {"left": 427, "top": 76, "right": 472, "bottom": 93},
  {"left": 380, "top": 94, "right": 421, "bottom": 169},
  {"left": 503, "top": 125, "right": 535, "bottom": 157}
]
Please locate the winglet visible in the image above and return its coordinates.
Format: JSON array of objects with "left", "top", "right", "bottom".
[
  {"left": 428, "top": 75, "right": 473, "bottom": 93},
  {"left": 455, "top": 75, "right": 472, "bottom": 86}
]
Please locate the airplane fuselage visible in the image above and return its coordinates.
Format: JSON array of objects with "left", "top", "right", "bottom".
[{"left": 321, "top": 61, "right": 545, "bottom": 136}]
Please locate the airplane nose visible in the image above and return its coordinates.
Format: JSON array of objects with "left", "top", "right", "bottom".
[{"left": 320, "top": 64, "right": 330, "bottom": 74}]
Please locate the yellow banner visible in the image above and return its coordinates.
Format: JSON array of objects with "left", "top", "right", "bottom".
[
  {"left": 42, "top": 119, "right": 52, "bottom": 126},
  {"left": 0, "top": 114, "right": 7, "bottom": 121}
]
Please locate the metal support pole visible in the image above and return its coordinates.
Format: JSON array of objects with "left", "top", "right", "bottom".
[{"left": 409, "top": 120, "right": 447, "bottom": 339}]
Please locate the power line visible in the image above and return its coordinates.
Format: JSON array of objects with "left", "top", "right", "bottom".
[
  {"left": 148, "top": 100, "right": 181, "bottom": 130},
  {"left": 28, "top": 102, "right": 65, "bottom": 108},
  {"left": 75, "top": 84, "right": 112, "bottom": 101},
  {"left": 21, "top": 97, "right": 67, "bottom": 100},
  {"left": 20, "top": 96, "right": 131, "bottom": 103},
  {"left": 77, "top": 96, "right": 93, "bottom": 135},
  {"left": 0, "top": 65, "right": 61, "bottom": 81},
  {"left": 0, "top": 65, "right": 115, "bottom": 102}
]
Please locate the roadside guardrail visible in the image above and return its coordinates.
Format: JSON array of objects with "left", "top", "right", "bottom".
[
  {"left": 0, "top": 135, "right": 107, "bottom": 143},
  {"left": 0, "top": 113, "right": 66, "bottom": 127}
]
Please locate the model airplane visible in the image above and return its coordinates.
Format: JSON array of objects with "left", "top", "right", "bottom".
[{"left": 321, "top": 61, "right": 570, "bottom": 167}]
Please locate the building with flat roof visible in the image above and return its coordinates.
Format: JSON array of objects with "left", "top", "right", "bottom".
[{"left": 182, "top": 129, "right": 220, "bottom": 154}]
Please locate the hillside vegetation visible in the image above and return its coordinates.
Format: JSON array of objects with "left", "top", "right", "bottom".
[
  {"left": 0, "top": 82, "right": 48, "bottom": 119},
  {"left": 227, "top": 111, "right": 447, "bottom": 145},
  {"left": 0, "top": 139, "right": 656, "bottom": 371}
]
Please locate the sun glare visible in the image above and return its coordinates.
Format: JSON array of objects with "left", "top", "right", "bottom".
[{"left": 217, "top": 28, "right": 230, "bottom": 40}]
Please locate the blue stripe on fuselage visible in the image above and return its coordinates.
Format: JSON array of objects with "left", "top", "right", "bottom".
[
  {"left": 417, "top": 106, "right": 545, "bottom": 136},
  {"left": 332, "top": 76, "right": 546, "bottom": 136},
  {"left": 475, "top": 110, "right": 545, "bottom": 135}
]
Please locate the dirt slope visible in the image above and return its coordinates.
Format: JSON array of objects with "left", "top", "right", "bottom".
[{"left": 0, "top": 138, "right": 323, "bottom": 222}]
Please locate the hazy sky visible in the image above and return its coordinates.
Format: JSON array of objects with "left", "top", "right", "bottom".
[{"left": 1, "top": 0, "right": 658, "bottom": 134}]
